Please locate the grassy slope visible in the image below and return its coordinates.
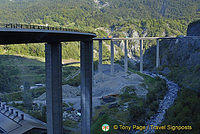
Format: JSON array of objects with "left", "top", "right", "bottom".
[
  {"left": 156, "top": 66, "right": 200, "bottom": 134},
  {"left": 0, "top": 55, "right": 45, "bottom": 86},
  {"left": 157, "top": 89, "right": 200, "bottom": 134},
  {"left": 0, "top": 54, "right": 80, "bottom": 101}
]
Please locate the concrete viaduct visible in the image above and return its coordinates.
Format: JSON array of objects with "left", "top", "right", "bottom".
[
  {"left": 0, "top": 23, "right": 96, "bottom": 134},
  {"left": 94, "top": 36, "right": 200, "bottom": 74},
  {"left": 0, "top": 23, "right": 199, "bottom": 134},
  {"left": 95, "top": 37, "right": 175, "bottom": 74}
]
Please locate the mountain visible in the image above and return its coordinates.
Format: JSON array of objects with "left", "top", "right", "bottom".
[
  {"left": 0, "top": 0, "right": 199, "bottom": 68},
  {"left": 0, "top": 0, "right": 199, "bottom": 26}
]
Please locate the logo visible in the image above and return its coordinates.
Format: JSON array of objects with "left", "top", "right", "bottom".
[{"left": 102, "top": 124, "right": 110, "bottom": 132}]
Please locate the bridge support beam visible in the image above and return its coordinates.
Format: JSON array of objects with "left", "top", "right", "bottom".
[
  {"left": 98, "top": 40, "right": 103, "bottom": 73},
  {"left": 111, "top": 40, "right": 114, "bottom": 75},
  {"left": 45, "top": 42, "right": 63, "bottom": 134},
  {"left": 140, "top": 40, "right": 143, "bottom": 73},
  {"left": 156, "top": 39, "right": 160, "bottom": 68},
  {"left": 80, "top": 40, "right": 93, "bottom": 134},
  {"left": 124, "top": 40, "right": 128, "bottom": 73}
]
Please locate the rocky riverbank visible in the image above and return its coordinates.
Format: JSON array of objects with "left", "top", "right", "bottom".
[
  {"left": 143, "top": 72, "right": 179, "bottom": 133},
  {"left": 130, "top": 71, "right": 180, "bottom": 134}
]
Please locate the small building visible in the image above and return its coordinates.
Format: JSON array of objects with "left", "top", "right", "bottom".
[{"left": 0, "top": 102, "right": 46, "bottom": 134}]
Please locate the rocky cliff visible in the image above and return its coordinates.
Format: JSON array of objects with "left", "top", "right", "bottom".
[
  {"left": 143, "top": 21, "right": 200, "bottom": 91},
  {"left": 144, "top": 38, "right": 200, "bottom": 69},
  {"left": 187, "top": 20, "right": 200, "bottom": 36}
]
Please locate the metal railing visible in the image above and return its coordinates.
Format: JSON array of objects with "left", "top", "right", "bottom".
[{"left": 0, "top": 23, "right": 95, "bottom": 34}]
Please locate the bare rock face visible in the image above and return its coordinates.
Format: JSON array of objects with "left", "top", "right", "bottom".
[
  {"left": 93, "top": 0, "right": 109, "bottom": 9},
  {"left": 144, "top": 38, "right": 200, "bottom": 69},
  {"left": 144, "top": 20, "right": 200, "bottom": 70},
  {"left": 187, "top": 20, "right": 200, "bottom": 36}
]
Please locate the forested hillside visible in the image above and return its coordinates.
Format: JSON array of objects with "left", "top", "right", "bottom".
[
  {"left": 0, "top": 0, "right": 199, "bottom": 26},
  {"left": 0, "top": 0, "right": 199, "bottom": 59}
]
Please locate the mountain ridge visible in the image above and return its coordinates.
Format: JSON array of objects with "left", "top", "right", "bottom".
[{"left": 0, "top": 0, "right": 199, "bottom": 25}]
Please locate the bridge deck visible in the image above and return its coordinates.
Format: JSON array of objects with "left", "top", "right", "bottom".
[{"left": 0, "top": 28, "right": 96, "bottom": 44}]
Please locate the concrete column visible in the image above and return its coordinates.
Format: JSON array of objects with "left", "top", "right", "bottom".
[
  {"left": 156, "top": 39, "right": 160, "bottom": 68},
  {"left": 98, "top": 40, "right": 103, "bottom": 73},
  {"left": 140, "top": 40, "right": 143, "bottom": 73},
  {"left": 111, "top": 40, "right": 114, "bottom": 75},
  {"left": 80, "top": 40, "right": 93, "bottom": 134},
  {"left": 45, "top": 42, "right": 63, "bottom": 134},
  {"left": 124, "top": 40, "right": 128, "bottom": 73},
  {"left": 92, "top": 41, "right": 94, "bottom": 86}
]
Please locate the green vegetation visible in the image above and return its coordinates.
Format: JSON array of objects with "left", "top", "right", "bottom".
[
  {"left": 0, "top": 92, "right": 22, "bottom": 102},
  {"left": 0, "top": 54, "right": 83, "bottom": 96},
  {"left": 63, "top": 74, "right": 80, "bottom": 87},
  {"left": 167, "top": 66, "right": 200, "bottom": 91},
  {"left": 31, "top": 87, "right": 46, "bottom": 98},
  {"left": 0, "top": 0, "right": 199, "bottom": 26},
  {"left": 0, "top": 62, "right": 20, "bottom": 93},
  {"left": 157, "top": 89, "right": 200, "bottom": 134},
  {"left": 62, "top": 66, "right": 79, "bottom": 80},
  {"left": 126, "top": 74, "right": 168, "bottom": 124},
  {"left": 91, "top": 71, "right": 168, "bottom": 133},
  {"left": 63, "top": 119, "right": 78, "bottom": 129},
  {"left": 0, "top": 55, "right": 45, "bottom": 90},
  {"left": 62, "top": 60, "right": 101, "bottom": 87},
  {"left": 0, "top": 0, "right": 198, "bottom": 63},
  {"left": 0, "top": 87, "right": 46, "bottom": 102},
  {"left": 92, "top": 113, "right": 121, "bottom": 134},
  {"left": 157, "top": 66, "right": 200, "bottom": 134}
]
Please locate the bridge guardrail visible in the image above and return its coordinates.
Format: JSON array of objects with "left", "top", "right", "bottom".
[{"left": 0, "top": 23, "right": 95, "bottom": 34}]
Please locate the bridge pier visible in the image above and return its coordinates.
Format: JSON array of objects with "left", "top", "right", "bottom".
[
  {"left": 111, "top": 40, "right": 114, "bottom": 75},
  {"left": 80, "top": 40, "right": 93, "bottom": 134},
  {"left": 156, "top": 39, "right": 160, "bottom": 68},
  {"left": 124, "top": 40, "right": 128, "bottom": 73},
  {"left": 98, "top": 40, "right": 103, "bottom": 74},
  {"left": 140, "top": 40, "right": 143, "bottom": 73},
  {"left": 92, "top": 42, "right": 94, "bottom": 86},
  {"left": 45, "top": 42, "right": 63, "bottom": 134}
]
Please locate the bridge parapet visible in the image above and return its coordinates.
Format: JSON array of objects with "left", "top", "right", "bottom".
[{"left": 0, "top": 23, "right": 95, "bottom": 34}]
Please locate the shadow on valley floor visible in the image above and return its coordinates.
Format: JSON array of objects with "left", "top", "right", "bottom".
[{"left": 0, "top": 55, "right": 80, "bottom": 94}]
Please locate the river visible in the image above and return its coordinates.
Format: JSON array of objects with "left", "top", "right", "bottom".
[{"left": 130, "top": 71, "right": 180, "bottom": 134}]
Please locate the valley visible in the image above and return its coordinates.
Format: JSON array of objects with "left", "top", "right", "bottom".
[{"left": 0, "top": 0, "right": 199, "bottom": 133}]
